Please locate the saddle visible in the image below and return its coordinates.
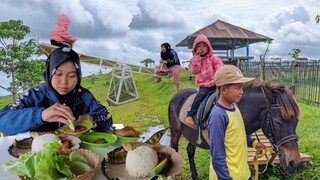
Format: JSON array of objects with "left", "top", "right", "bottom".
[
  {"left": 179, "top": 90, "right": 219, "bottom": 145},
  {"left": 179, "top": 90, "right": 219, "bottom": 130},
  {"left": 195, "top": 91, "right": 219, "bottom": 129}
]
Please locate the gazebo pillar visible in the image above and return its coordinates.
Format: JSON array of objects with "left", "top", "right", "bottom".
[{"left": 245, "top": 40, "right": 250, "bottom": 75}]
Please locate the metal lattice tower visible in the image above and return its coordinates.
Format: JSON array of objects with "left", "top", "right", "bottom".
[{"left": 107, "top": 63, "right": 138, "bottom": 105}]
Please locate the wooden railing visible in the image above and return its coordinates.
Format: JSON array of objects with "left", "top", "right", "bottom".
[{"left": 234, "top": 59, "right": 320, "bottom": 104}]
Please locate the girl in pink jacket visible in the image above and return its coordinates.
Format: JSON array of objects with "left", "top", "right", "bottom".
[
  {"left": 186, "top": 34, "right": 224, "bottom": 125},
  {"left": 49, "top": 13, "right": 77, "bottom": 48}
]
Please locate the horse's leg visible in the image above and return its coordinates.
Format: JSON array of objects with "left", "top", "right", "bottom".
[
  {"left": 168, "top": 94, "right": 183, "bottom": 152},
  {"left": 187, "top": 143, "right": 199, "bottom": 180},
  {"left": 170, "top": 126, "right": 181, "bottom": 152}
]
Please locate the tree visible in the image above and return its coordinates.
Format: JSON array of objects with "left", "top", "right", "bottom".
[
  {"left": 288, "top": 48, "right": 301, "bottom": 85},
  {"left": 259, "top": 38, "right": 273, "bottom": 80},
  {"left": 288, "top": 48, "right": 301, "bottom": 60},
  {"left": 140, "top": 58, "right": 155, "bottom": 67},
  {"left": 316, "top": 15, "right": 320, "bottom": 24},
  {"left": 0, "top": 20, "right": 44, "bottom": 101}
]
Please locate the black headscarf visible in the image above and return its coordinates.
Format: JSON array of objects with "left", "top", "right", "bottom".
[
  {"left": 44, "top": 47, "right": 82, "bottom": 104},
  {"left": 160, "top": 42, "right": 171, "bottom": 60}
]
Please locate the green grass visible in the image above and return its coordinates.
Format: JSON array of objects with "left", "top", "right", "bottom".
[
  {"left": 0, "top": 95, "right": 13, "bottom": 107},
  {"left": 1, "top": 69, "right": 319, "bottom": 179},
  {"left": 285, "top": 100, "right": 320, "bottom": 180}
]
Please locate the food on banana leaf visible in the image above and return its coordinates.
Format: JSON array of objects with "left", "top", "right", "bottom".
[
  {"left": 94, "top": 138, "right": 107, "bottom": 144},
  {"left": 138, "top": 125, "right": 169, "bottom": 145},
  {"left": 144, "top": 128, "right": 167, "bottom": 145},
  {"left": 65, "top": 125, "right": 88, "bottom": 133},
  {"left": 13, "top": 137, "right": 33, "bottom": 149},
  {"left": 112, "top": 126, "right": 140, "bottom": 137},
  {"left": 106, "top": 147, "right": 128, "bottom": 164}
]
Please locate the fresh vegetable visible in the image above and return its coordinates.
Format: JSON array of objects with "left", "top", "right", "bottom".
[
  {"left": 2, "top": 140, "right": 92, "bottom": 180},
  {"left": 148, "top": 158, "right": 168, "bottom": 178},
  {"left": 69, "top": 151, "right": 89, "bottom": 164},
  {"left": 68, "top": 119, "right": 76, "bottom": 131},
  {"left": 148, "top": 151, "right": 170, "bottom": 178},
  {"left": 69, "top": 161, "right": 92, "bottom": 176}
]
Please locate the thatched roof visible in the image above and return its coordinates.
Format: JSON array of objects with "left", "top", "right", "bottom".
[{"left": 176, "top": 20, "right": 271, "bottom": 50}]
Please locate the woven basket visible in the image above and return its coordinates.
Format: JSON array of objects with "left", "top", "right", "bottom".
[
  {"left": 58, "top": 149, "right": 100, "bottom": 180},
  {"left": 19, "top": 149, "right": 100, "bottom": 180}
]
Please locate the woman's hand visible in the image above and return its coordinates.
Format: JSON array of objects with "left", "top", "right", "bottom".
[
  {"left": 79, "top": 114, "right": 97, "bottom": 128},
  {"left": 41, "top": 103, "right": 75, "bottom": 125},
  {"left": 160, "top": 60, "right": 167, "bottom": 64},
  {"left": 78, "top": 114, "right": 93, "bottom": 121}
]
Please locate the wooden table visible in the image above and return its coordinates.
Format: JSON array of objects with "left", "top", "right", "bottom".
[{"left": 247, "top": 132, "right": 312, "bottom": 165}]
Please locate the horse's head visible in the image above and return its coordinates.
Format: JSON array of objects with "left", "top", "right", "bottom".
[{"left": 261, "top": 85, "right": 301, "bottom": 172}]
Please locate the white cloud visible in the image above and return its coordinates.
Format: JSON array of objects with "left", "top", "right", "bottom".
[
  {"left": 0, "top": 0, "right": 319, "bottom": 63},
  {"left": 129, "top": 0, "right": 186, "bottom": 29},
  {"left": 84, "top": 0, "right": 132, "bottom": 34},
  {"left": 278, "top": 21, "right": 319, "bottom": 44},
  {"left": 1, "top": 0, "right": 320, "bottom": 96},
  {"left": 267, "top": 3, "right": 310, "bottom": 31},
  {"left": 48, "top": 0, "right": 95, "bottom": 26},
  {"left": 263, "top": 3, "right": 320, "bottom": 58}
]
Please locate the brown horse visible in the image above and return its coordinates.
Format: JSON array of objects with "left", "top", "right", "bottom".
[{"left": 168, "top": 81, "right": 301, "bottom": 180}]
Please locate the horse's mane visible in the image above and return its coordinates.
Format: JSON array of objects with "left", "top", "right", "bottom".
[{"left": 244, "top": 80, "right": 300, "bottom": 120}]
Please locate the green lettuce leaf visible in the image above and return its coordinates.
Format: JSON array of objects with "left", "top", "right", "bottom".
[{"left": 2, "top": 140, "right": 73, "bottom": 180}]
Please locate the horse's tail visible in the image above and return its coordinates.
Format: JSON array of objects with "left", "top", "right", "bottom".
[{"left": 168, "top": 88, "right": 197, "bottom": 151}]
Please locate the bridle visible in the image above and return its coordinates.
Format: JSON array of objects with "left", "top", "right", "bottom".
[{"left": 259, "top": 87, "right": 298, "bottom": 162}]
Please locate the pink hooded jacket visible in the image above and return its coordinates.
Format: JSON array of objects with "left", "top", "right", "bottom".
[
  {"left": 49, "top": 13, "right": 77, "bottom": 42},
  {"left": 188, "top": 34, "right": 223, "bottom": 87}
]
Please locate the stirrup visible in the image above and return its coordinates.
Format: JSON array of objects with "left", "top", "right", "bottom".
[{"left": 197, "top": 126, "right": 202, "bottom": 144}]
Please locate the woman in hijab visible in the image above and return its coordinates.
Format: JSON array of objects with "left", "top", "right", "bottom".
[{"left": 0, "top": 47, "right": 113, "bottom": 134}]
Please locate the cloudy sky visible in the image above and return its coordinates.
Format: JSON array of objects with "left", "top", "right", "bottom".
[{"left": 1, "top": 0, "right": 320, "bottom": 66}]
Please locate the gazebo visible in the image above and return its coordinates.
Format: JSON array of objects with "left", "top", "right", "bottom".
[{"left": 176, "top": 20, "right": 271, "bottom": 61}]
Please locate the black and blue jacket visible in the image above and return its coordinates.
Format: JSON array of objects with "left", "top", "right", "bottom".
[
  {"left": 0, "top": 86, "right": 112, "bottom": 134},
  {"left": 160, "top": 43, "right": 180, "bottom": 67}
]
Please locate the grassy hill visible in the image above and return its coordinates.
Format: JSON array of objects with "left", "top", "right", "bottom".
[{"left": 1, "top": 69, "right": 319, "bottom": 179}]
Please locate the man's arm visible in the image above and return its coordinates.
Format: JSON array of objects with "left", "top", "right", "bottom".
[{"left": 208, "top": 109, "right": 232, "bottom": 180}]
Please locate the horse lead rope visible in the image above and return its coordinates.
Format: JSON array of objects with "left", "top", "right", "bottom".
[
  {"left": 253, "top": 146, "right": 275, "bottom": 180},
  {"left": 253, "top": 131, "right": 276, "bottom": 180}
]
